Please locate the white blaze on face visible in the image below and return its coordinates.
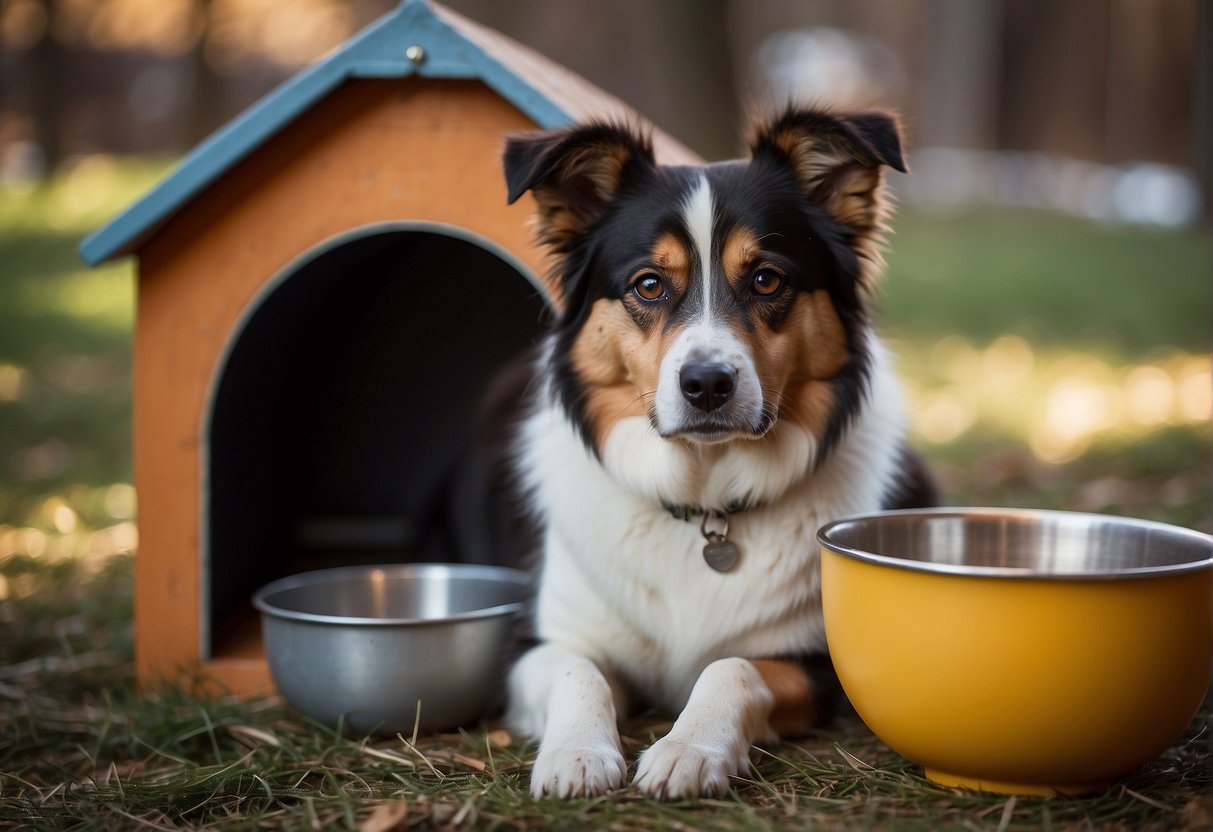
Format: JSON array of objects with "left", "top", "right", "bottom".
[
  {"left": 683, "top": 173, "right": 716, "bottom": 319},
  {"left": 653, "top": 175, "right": 765, "bottom": 441}
]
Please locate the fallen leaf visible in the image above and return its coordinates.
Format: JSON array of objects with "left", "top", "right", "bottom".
[
  {"left": 358, "top": 799, "right": 408, "bottom": 832},
  {"left": 227, "top": 724, "right": 282, "bottom": 748},
  {"left": 835, "top": 746, "right": 875, "bottom": 771}
]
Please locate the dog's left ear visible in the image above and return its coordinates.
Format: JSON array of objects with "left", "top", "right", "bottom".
[
  {"left": 750, "top": 108, "right": 905, "bottom": 246},
  {"left": 504, "top": 122, "right": 656, "bottom": 253}
]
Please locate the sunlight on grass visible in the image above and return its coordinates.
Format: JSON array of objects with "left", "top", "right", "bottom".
[
  {"left": 0, "top": 362, "right": 29, "bottom": 401},
  {"left": 0, "top": 155, "right": 174, "bottom": 234},
  {"left": 901, "top": 336, "right": 1211, "bottom": 464},
  {"left": 0, "top": 482, "right": 139, "bottom": 573},
  {"left": 0, "top": 156, "right": 158, "bottom": 531},
  {"left": 0, "top": 485, "right": 136, "bottom": 601},
  {"left": 12, "top": 264, "right": 135, "bottom": 332}
]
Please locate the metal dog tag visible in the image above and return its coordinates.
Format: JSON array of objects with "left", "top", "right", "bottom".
[{"left": 703, "top": 536, "right": 739, "bottom": 573}]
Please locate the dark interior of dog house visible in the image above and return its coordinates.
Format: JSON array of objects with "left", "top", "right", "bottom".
[{"left": 205, "top": 228, "right": 548, "bottom": 657}]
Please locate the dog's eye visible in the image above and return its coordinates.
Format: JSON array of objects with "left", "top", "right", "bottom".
[
  {"left": 752, "top": 268, "right": 784, "bottom": 297},
  {"left": 632, "top": 273, "right": 666, "bottom": 302}
]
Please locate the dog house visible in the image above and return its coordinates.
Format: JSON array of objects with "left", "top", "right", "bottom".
[{"left": 81, "top": 0, "right": 696, "bottom": 695}]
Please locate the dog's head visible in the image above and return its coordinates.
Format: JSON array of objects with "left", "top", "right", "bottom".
[{"left": 504, "top": 108, "right": 904, "bottom": 469}]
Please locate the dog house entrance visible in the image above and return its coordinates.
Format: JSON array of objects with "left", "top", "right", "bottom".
[{"left": 205, "top": 226, "right": 548, "bottom": 660}]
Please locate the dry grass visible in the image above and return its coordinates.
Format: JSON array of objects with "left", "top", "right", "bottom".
[{"left": 1, "top": 552, "right": 1210, "bottom": 831}]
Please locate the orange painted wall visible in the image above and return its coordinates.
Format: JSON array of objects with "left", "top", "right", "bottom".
[{"left": 133, "top": 78, "right": 545, "bottom": 694}]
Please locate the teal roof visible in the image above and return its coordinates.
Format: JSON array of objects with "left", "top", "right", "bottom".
[{"left": 80, "top": 0, "right": 673, "bottom": 265}]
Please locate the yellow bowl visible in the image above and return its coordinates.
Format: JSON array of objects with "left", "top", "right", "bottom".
[{"left": 818, "top": 508, "right": 1213, "bottom": 796}]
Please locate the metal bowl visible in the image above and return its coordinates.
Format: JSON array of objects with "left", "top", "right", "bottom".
[
  {"left": 252, "top": 563, "right": 529, "bottom": 735},
  {"left": 818, "top": 508, "right": 1213, "bottom": 795}
]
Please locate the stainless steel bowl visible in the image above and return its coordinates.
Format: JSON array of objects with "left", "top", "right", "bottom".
[
  {"left": 819, "top": 507, "right": 1213, "bottom": 578},
  {"left": 253, "top": 563, "right": 529, "bottom": 735}
]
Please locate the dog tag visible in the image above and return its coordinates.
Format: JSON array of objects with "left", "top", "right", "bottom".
[{"left": 703, "top": 536, "right": 739, "bottom": 573}]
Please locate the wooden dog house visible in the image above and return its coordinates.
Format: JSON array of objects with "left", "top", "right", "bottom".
[{"left": 81, "top": 0, "right": 695, "bottom": 695}]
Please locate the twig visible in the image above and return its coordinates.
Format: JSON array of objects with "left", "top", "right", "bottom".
[
  {"left": 995, "top": 795, "right": 1017, "bottom": 832},
  {"left": 1122, "top": 786, "right": 1174, "bottom": 811},
  {"left": 397, "top": 735, "right": 445, "bottom": 780},
  {"left": 360, "top": 746, "right": 417, "bottom": 768},
  {"left": 835, "top": 745, "right": 875, "bottom": 772},
  {"left": 0, "top": 651, "right": 112, "bottom": 680},
  {"left": 227, "top": 724, "right": 283, "bottom": 749}
]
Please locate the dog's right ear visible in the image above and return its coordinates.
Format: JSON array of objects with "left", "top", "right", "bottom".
[{"left": 504, "top": 123, "right": 655, "bottom": 251}]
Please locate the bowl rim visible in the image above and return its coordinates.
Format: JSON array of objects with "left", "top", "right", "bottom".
[
  {"left": 817, "top": 507, "right": 1213, "bottom": 580},
  {"left": 252, "top": 562, "right": 530, "bottom": 626}
]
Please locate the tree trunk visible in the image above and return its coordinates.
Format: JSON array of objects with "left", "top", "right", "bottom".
[
  {"left": 30, "top": 0, "right": 65, "bottom": 172},
  {"left": 188, "top": 0, "right": 225, "bottom": 145}
]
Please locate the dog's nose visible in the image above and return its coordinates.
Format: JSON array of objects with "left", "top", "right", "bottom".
[{"left": 679, "top": 362, "right": 737, "bottom": 412}]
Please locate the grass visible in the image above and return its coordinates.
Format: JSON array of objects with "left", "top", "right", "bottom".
[
  {"left": 1, "top": 554, "right": 1210, "bottom": 830},
  {"left": 1, "top": 159, "right": 1211, "bottom": 829},
  {"left": 0, "top": 158, "right": 170, "bottom": 536},
  {"left": 881, "top": 207, "right": 1212, "bottom": 358}
]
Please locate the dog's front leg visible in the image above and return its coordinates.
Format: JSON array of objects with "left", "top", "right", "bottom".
[
  {"left": 634, "top": 657, "right": 795, "bottom": 799},
  {"left": 508, "top": 643, "right": 628, "bottom": 799}
]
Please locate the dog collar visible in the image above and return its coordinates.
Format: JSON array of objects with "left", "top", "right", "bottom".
[
  {"left": 662, "top": 501, "right": 752, "bottom": 573},
  {"left": 662, "top": 499, "right": 751, "bottom": 522}
]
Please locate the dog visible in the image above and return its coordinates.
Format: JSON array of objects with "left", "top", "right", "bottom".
[{"left": 494, "top": 107, "right": 936, "bottom": 800}]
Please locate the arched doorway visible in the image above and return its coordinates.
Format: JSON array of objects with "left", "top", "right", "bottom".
[{"left": 204, "top": 225, "right": 549, "bottom": 658}]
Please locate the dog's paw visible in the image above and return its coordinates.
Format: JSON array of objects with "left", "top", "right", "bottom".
[
  {"left": 633, "top": 736, "right": 749, "bottom": 800},
  {"left": 530, "top": 742, "right": 627, "bottom": 799}
]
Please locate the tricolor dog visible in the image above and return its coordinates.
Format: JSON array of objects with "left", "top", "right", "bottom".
[{"left": 497, "top": 108, "right": 935, "bottom": 799}]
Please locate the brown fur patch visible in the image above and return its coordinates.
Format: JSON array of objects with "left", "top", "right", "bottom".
[
  {"left": 567, "top": 233, "right": 699, "bottom": 451},
  {"left": 797, "top": 290, "right": 850, "bottom": 378},
  {"left": 750, "top": 659, "right": 820, "bottom": 736},
  {"left": 569, "top": 298, "right": 673, "bottom": 450},
  {"left": 783, "top": 381, "right": 838, "bottom": 440},
  {"left": 648, "top": 231, "right": 691, "bottom": 296},
  {"left": 722, "top": 227, "right": 760, "bottom": 289},
  {"left": 530, "top": 140, "right": 637, "bottom": 250},
  {"left": 752, "top": 118, "right": 897, "bottom": 287},
  {"left": 747, "top": 290, "right": 849, "bottom": 438},
  {"left": 811, "top": 164, "right": 884, "bottom": 237},
  {"left": 765, "top": 126, "right": 849, "bottom": 190},
  {"left": 529, "top": 190, "right": 582, "bottom": 249}
]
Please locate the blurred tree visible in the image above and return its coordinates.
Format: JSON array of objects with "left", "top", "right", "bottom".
[
  {"left": 1103, "top": 0, "right": 1195, "bottom": 166},
  {"left": 1193, "top": 0, "right": 1210, "bottom": 221},
  {"left": 446, "top": 0, "right": 737, "bottom": 159},
  {"left": 30, "top": 0, "right": 64, "bottom": 170},
  {"left": 650, "top": 0, "right": 739, "bottom": 159},
  {"left": 999, "top": 0, "right": 1110, "bottom": 161},
  {"left": 920, "top": 0, "right": 1000, "bottom": 150},
  {"left": 0, "top": 0, "right": 1204, "bottom": 208},
  {"left": 187, "top": 0, "right": 221, "bottom": 144}
]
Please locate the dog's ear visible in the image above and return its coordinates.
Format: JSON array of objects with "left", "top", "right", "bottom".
[
  {"left": 504, "top": 122, "right": 656, "bottom": 251},
  {"left": 750, "top": 108, "right": 905, "bottom": 248}
]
